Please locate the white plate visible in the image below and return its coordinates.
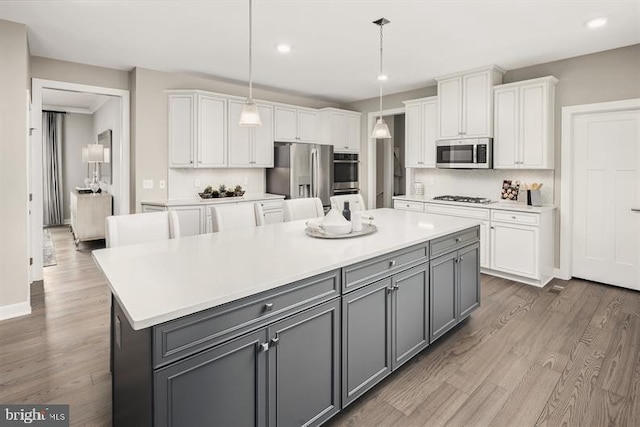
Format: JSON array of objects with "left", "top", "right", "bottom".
[{"left": 305, "top": 223, "right": 377, "bottom": 239}]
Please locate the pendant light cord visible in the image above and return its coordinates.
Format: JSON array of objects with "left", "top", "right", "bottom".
[
  {"left": 378, "top": 22, "right": 384, "bottom": 120},
  {"left": 249, "top": 0, "right": 253, "bottom": 101}
]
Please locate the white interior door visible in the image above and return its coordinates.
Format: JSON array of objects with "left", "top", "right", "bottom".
[{"left": 572, "top": 109, "right": 640, "bottom": 289}]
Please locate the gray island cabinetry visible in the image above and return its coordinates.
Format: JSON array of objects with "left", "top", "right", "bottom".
[{"left": 94, "top": 209, "right": 481, "bottom": 426}]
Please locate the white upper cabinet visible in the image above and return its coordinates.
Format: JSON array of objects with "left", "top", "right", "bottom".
[
  {"left": 228, "top": 100, "right": 274, "bottom": 167},
  {"left": 168, "top": 91, "right": 227, "bottom": 168},
  {"left": 493, "top": 76, "right": 558, "bottom": 169},
  {"left": 318, "top": 108, "right": 362, "bottom": 152},
  {"left": 274, "top": 106, "right": 318, "bottom": 142},
  {"left": 436, "top": 66, "right": 504, "bottom": 140},
  {"left": 403, "top": 96, "right": 437, "bottom": 168}
]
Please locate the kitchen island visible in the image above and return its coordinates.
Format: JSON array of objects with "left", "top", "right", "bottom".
[{"left": 93, "top": 208, "right": 481, "bottom": 427}]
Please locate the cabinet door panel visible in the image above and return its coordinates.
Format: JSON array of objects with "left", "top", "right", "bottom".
[
  {"left": 269, "top": 299, "right": 340, "bottom": 427},
  {"left": 198, "top": 95, "right": 226, "bottom": 167},
  {"left": 169, "top": 95, "right": 194, "bottom": 167},
  {"left": 463, "top": 72, "right": 491, "bottom": 137},
  {"left": 331, "top": 113, "right": 347, "bottom": 150},
  {"left": 345, "top": 114, "right": 360, "bottom": 151},
  {"left": 480, "top": 220, "right": 490, "bottom": 268},
  {"left": 520, "top": 84, "right": 545, "bottom": 168},
  {"left": 298, "top": 110, "right": 318, "bottom": 142},
  {"left": 422, "top": 100, "right": 438, "bottom": 167},
  {"left": 430, "top": 252, "right": 458, "bottom": 342},
  {"left": 494, "top": 88, "right": 518, "bottom": 169},
  {"left": 392, "top": 263, "right": 429, "bottom": 370},
  {"left": 262, "top": 209, "right": 283, "bottom": 225},
  {"left": 275, "top": 107, "right": 297, "bottom": 141},
  {"left": 491, "top": 223, "right": 539, "bottom": 278},
  {"left": 342, "top": 278, "right": 392, "bottom": 406},
  {"left": 228, "top": 100, "right": 253, "bottom": 166},
  {"left": 154, "top": 329, "right": 268, "bottom": 427},
  {"left": 458, "top": 243, "right": 480, "bottom": 319},
  {"left": 438, "top": 77, "right": 462, "bottom": 139},
  {"left": 404, "top": 103, "right": 422, "bottom": 167},
  {"left": 253, "top": 104, "right": 274, "bottom": 167}
]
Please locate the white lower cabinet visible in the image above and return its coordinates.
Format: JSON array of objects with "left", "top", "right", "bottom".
[
  {"left": 393, "top": 198, "right": 555, "bottom": 286},
  {"left": 170, "top": 206, "right": 205, "bottom": 237}
]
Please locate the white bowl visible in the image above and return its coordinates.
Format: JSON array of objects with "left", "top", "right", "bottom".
[{"left": 321, "top": 222, "right": 352, "bottom": 235}]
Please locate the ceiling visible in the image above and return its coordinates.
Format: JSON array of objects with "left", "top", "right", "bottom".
[
  {"left": 2, "top": 1, "right": 639, "bottom": 103},
  {"left": 42, "top": 88, "right": 113, "bottom": 114}
]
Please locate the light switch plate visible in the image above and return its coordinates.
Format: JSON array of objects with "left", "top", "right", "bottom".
[
  {"left": 159, "top": 180, "right": 166, "bottom": 189},
  {"left": 194, "top": 179, "right": 201, "bottom": 188},
  {"left": 143, "top": 179, "right": 154, "bottom": 190}
]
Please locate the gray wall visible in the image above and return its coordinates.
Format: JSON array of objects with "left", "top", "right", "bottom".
[
  {"left": 93, "top": 97, "right": 122, "bottom": 212},
  {"left": 30, "top": 56, "right": 130, "bottom": 91},
  {"left": 0, "top": 20, "right": 30, "bottom": 313},
  {"left": 62, "top": 113, "right": 93, "bottom": 221}
]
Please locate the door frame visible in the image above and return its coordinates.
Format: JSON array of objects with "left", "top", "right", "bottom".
[
  {"left": 367, "top": 107, "right": 405, "bottom": 209},
  {"left": 31, "top": 79, "right": 130, "bottom": 282},
  {"left": 559, "top": 98, "right": 640, "bottom": 280}
]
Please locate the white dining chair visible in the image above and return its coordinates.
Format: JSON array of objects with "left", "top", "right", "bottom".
[
  {"left": 282, "top": 198, "right": 325, "bottom": 222},
  {"left": 330, "top": 194, "right": 366, "bottom": 212},
  {"left": 210, "top": 203, "right": 259, "bottom": 232},
  {"left": 105, "top": 210, "right": 180, "bottom": 248}
]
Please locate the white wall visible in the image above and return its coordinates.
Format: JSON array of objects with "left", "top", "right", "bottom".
[
  {"left": 0, "top": 20, "right": 30, "bottom": 318},
  {"left": 93, "top": 97, "right": 121, "bottom": 212},
  {"left": 413, "top": 168, "right": 555, "bottom": 205},
  {"left": 168, "top": 168, "right": 266, "bottom": 199},
  {"left": 62, "top": 113, "right": 93, "bottom": 221}
]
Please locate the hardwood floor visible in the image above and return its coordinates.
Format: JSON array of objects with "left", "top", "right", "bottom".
[{"left": 1, "top": 226, "right": 639, "bottom": 426}]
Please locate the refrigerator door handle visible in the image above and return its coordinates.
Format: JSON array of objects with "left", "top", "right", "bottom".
[
  {"left": 314, "top": 150, "right": 320, "bottom": 198},
  {"left": 310, "top": 148, "right": 317, "bottom": 197}
]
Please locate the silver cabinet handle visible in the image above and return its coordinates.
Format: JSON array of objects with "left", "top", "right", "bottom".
[
  {"left": 263, "top": 303, "right": 274, "bottom": 311},
  {"left": 393, "top": 284, "right": 399, "bottom": 291},
  {"left": 511, "top": 215, "right": 516, "bottom": 219},
  {"left": 270, "top": 337, "right": 280, "bottom": 347},
  {"left": 460, "top": 256, "right": 464, "bottom": 262},
  {"left": 632, "top": 208, "right": 640, "bottom": 212},
  {"left": 389, "top": 260, "right": 397, "bottom": 268},
  {"left": 455, "top": 238, "right": 461, "bottom": 243},
  {"left": 455, "top": 258, "right": 459, "bottom": 263},
  {"left": 258, "top": 342, "right": 269, "bottom": 353},
  {"left": 387, "top": 287, "right": 394, "bottom": 294}
]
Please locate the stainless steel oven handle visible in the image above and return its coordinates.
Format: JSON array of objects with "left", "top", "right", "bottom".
[
  {"left": 333, "top": 188, "right": 360, "bottom": 194},
  {"left": 333, "top": 160, "right": 359, "bottom": 164},
  {"left": 473, "top": 145, "right": 477, "bottom": 164}
]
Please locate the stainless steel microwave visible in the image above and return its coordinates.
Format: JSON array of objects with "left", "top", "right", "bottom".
[{"left": 436, "top": 138, "right": 493, "bottom": 169}]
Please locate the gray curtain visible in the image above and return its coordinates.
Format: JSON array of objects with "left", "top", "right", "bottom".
[{"left": 42, "top": 112, "right": 64, "bottom": 226}]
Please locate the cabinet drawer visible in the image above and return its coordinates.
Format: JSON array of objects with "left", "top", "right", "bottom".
[
  {"left": 343, "top": 244, "right": 428, "bottom": 292},
  {"left": 430, "top": 227, "right": 479, "bottom": 259},
  {"left": 491, "top": 210, "right": 539, "bottom": 226},
  {"left": 393, "top": 200, "right": 424, "bottom": 212},
  {"left": 153, "top": 269, "right": 340, "bottom": 368},
  {"left": 424, "top": 203, "right": 489, "bottom": 220}
]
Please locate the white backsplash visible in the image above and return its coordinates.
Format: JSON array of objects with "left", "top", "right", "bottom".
[
  {"left": 168, "top": 168, "right": 266, "bottom": 199},
  {"left": 412, "top": 169, "right": 555, "bottom": 205}
]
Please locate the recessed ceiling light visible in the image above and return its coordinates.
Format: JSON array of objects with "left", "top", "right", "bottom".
[
  {"left": 586, "top": 17, "right": 607, "bottom": 29},
  {"left": 276, "top": 43, "right": 291, "bottom": 53},
  {"left": 377, "top": 74, "right": 388, "bottom": 81}
]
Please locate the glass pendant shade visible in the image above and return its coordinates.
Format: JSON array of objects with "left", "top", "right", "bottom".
[
  {"left": 239, "top": 99, "right": 262, "bottom": 127},
  {"left": 371, "top": 118, "right": 392, "bottom": 139}
]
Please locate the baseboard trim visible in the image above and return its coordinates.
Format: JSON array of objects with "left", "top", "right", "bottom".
[{"left": 0, "top": 301, "right": 31, "bottom": 321}]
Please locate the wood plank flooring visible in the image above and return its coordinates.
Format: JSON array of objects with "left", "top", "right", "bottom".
[{"left": 0, "top": 226, "right": 639, "bottom": 426}]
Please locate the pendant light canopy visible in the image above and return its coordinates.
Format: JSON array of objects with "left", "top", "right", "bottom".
[
  {"left": 239, "top": 0, "right": 262, "bottom": 127},
  {"left": 371, "top": 17, "right": 391, "bottom": 139}
]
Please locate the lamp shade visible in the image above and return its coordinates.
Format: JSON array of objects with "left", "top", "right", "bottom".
[
  {"left": 103, "top": 147, "right": 110, "bottom": 164},
  {"left": 87, "top": 144, "right": 104, "bottom": 163},
  {"left": 371, "top": 118, "right": 392, "bottom": 139},
  {"left": 239, "top": 100, "right": 262, "bottom": 127}
]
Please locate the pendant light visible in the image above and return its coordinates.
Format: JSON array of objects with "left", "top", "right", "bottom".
[
  {"left": 239, "top": 0, "right": 262, "bottom": 127},
  {"left": 371, "top": 18, "right": 391, "bottom": 139}
]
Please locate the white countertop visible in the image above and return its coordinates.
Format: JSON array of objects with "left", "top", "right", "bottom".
[
  {"left": 141, "top": 193, "right": 285, "bottom": 207},
  {"left": 393, "top": 195, "right": 556, "bottom": 213},
  {"left": 92, "top": 208, "right": 481, "bottom": 330}
]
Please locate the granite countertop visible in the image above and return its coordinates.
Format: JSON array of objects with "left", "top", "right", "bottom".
[
  {"left": 92, "top": 208, "right": 481, "bottom": 330},
  {"left": 393, "top": 195, "right": 556, "bottom": 213},
  {"left": 141, "top": 193, "right": 285, "bottom": 207}
]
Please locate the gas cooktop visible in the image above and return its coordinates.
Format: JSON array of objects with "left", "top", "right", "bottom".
[{"left": 432, "top": 195, "right": 493, "bottom": 204}]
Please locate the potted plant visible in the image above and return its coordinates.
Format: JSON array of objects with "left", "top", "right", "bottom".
[
  {"left": 199, "top": 185, "right": 214, "bottom": 199},
  {"left": 234, "top": 185, "right": 245, "bottom": 197},
  {"left": 218, "top": 184, "right": 226, "bottom": 197}
]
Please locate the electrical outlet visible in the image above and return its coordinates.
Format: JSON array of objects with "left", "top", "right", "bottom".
[
  {"left": 194, "top": 179, "right": 201, "bottom": 188},
  {"left": 159, "top": 180, "right": 166, "bottom": 189},
  {"left": 142, "top": 179, "right": 154, "bottom": 190}
]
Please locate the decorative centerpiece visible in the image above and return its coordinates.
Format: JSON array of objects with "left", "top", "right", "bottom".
[{"left": 198, "top": 184, "right": 245, "bottom": 199}]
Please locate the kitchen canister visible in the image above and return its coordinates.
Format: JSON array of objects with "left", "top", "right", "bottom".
[
  {"left": 413, "top": 182, "right": 424, "bottom": 196},
  {"left": 351, "top": 211, "right": 363, "bottom": 232}
]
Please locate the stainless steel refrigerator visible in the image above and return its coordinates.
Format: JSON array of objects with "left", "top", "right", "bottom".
[{"left": 266, "top": 142, "right": 334, "bottom": 208}]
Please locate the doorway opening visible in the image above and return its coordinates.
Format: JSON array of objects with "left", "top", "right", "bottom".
[
  {"left": 31, "top": 79, "right": 130, "bottom": 283},
  {"left": 375, "top": 114, "right": 405, "bottom": 208}
]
